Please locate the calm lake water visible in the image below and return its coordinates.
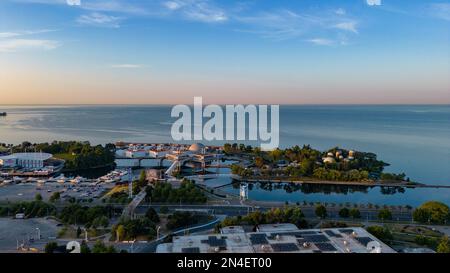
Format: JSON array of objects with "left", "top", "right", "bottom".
[{"left": 1, "top": 105, "right": 449, "bottom": 206}]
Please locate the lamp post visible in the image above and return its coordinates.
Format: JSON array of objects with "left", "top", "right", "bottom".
[
  {"left": 83, "top": 228, "right": 88, "bottom": 241},
  {"left": 36, "top": 228, "right": 41, "bottom": 240},
  {"left": 130, "top": 240, "right": 135, "bottom": 253},
  {"left": 157, "top": 226, "right": 161, "bottom": 240}
]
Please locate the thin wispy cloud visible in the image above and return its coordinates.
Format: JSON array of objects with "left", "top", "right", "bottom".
[
  {"left": 366, "top": 0, "right": 381, "bottom": 6},
  {"left": 66, "top": 0, "right": 80, "bottom": 6},
  {"left": 163, "top": 1, "right": 182, "bottom": 11},
  {"left": 335, "top": 8, "right": 346, "bottom": 16},
  {"left": 0, "top": 39, "right": 60, "bottom": 52},
  {"left": 428, "top": 3, "right": 450, "bottom": 21},
  {"left": 235, "top": 10, "right": 321, "bottom": 40},
  {"left": 77, "top": 12, "right": 122, "bottom": 28},
  {"left": 235, "top": 8, "right": 358, "bottom": 44},
  {"left": 111, "top": 64, "right": 144, "bottom": 68},
  {"left": 0, "top": 29, "right": 57, "bottom": 37},
  {"left": 333, "top": 21, "right": 358, "bottom": 33},
  {"left": 13, "top": 0, "right": 148, "bottom": 15},
  {"left": 307, "top": 38, "right": 334, "bottom": 46},
  {"left": 0, "top": 29, "right": 60, "bottom": 52},
  {"left": 162, "top": 0, "right": 228, "bottom": 23},
  {"left": 0, "top": 32, "right": 22, "bottom": 38}
]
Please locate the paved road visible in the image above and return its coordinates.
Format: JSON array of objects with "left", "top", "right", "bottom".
[
  {"left": 133, "top": 203, "right": 415, "bottom": 222},
  {"left": 128, "top": 215, "right": 226, "bottom": 253},
  {"left": 121, "top": 189, "right": 147, "bottom": 218}
]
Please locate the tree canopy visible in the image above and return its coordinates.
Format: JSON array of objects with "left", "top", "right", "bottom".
[{"left": 413, "top": 201, "right": 450, "bottom": 224}]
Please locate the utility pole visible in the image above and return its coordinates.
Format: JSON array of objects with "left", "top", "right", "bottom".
[{"left": 128, "top": 167, "right": 133, "bottom": 199}]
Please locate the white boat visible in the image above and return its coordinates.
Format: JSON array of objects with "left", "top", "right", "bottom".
[
  {"left": 3, "top": 180, "right": 13, "bottom": 184},
  {"left": 27, "top": 177, "right": 36, "bottom": 183},
  {"left": 37, "top": 180, "right": 46, "bottom": 184},
  {"left": 70, "top": 176, "right": 85, "bottom": 184},
  {"left": 13, "top": 176, "right": 24, "bottom": 183},
  {"left": 54, "top": 174, "right": 66, "bottom": 183}
]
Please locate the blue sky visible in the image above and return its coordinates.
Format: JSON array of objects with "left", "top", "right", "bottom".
[{"left": 0, "top": 0, "right": 449, "bottom": 104}]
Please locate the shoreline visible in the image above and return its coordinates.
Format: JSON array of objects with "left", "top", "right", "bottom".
[{"left": 233, "top": 177, "right": 450, "bottom": 189}]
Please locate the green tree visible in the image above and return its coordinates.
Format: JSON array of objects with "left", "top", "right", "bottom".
[
  {"left": 92, "top": 216, "right": 109, "bottom": 228},
  {"left": 44, "top": 242, "right": 58, "bottom": 253},
  {"left": 76, "top": 226, "right": 82, "bottom": 238},
  {"left": 116, "top": 225, "right": 125, "bottom": 242},
  {"left": 255, "top": 157, "right": 265, "bottom": 168},
  {"left": 139, "top": 170, "right": 146, "bottom": 182},
  {"left": 339, "top": 208, "right": 350, "bottom": 218},
  {"left": 49, "top": 192, "right": 61, "bottom": 203},
  {"left": 315, "top": 205, "right": 327, "bottom": 219},
  {"left": 145, "top": 208, "right": 160, "bottom": 223},
  {"left": 437, "top": 236, "right": 450, "bottom": 253},
  {"left": 160, "top": 206, "right": 169, "bottom": 214},
  {"left": 223, "top": 143, "right": 232, "bottom": 154},
  {"left": 35, "top": 193, "right": 43, "bottom": 201},
  {"left": 80, "top": 241, "right": 91, "bottom": 253},
  {"left": 349, "top": 208, "right": 361, "bottom": 219},
  {"left": 136, "top": 170, "right": 147, "bottom": 189},
  {"left": 167, "top": 212, "right": 199, "bottom": 230},
  {"left": 366, "top": 226, "right": 393, "bottom": 242},
  {"left": 413, "top": 201, "right": 450, "bottom": 224},
  {"left": 377, "top": 209, "right": 392, "bottom": 221},
  {"left": 92, "top": 240, "right": 116, "bottom": 253}
]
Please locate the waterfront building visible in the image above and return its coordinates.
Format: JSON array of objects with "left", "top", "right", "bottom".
[
  {"left": 125, "top": 150, "right": 147, "bottom": 158},
  {"left": 0, "top": 152, "right": 53, "bottom": 169}
]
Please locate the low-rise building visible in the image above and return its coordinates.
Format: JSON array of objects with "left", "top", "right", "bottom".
[
  {"left": 156, "top": 226, "right": 396, "bottom": 253},
  {"left": 125, "top": 150, "right": 147, "bottom": 158},
  {"left": 0, "top": 153, "right": 53, "bottom": 169}
]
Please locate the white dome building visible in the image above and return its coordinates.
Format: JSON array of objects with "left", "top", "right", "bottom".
[
  {"left": 323, "top": 157, "right": 336, "bottom": 164},
  {"left": 188, "top": 143, "right": 206, "bottom": 154}
]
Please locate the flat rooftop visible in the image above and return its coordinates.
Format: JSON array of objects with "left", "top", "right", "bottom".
[
  {"left": 256, "top": 223, "right": 299, "bottom": 233},
  {"left": 220, "top": 226, "right": 246, "bottom": 234},
  {"left": 0, "top": 153, "right": 52, "bottom": 161},
  {"left": 156, "top": 227, "right": 396, "bottom": 254}
]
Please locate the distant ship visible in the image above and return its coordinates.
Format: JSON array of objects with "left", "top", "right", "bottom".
[{"left": 0, "top": 112, "right": 6, "bottom": 116}]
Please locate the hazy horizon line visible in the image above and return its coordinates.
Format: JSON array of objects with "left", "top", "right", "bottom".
[{"left": 1, "top": 103, "right": 450, "bottom": 107}]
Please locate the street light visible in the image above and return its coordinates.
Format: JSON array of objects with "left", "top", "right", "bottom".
[
  {"left": 130, "top": 240, "right": 136, "bottom": 253},
  {"left": 83, "top": 228, "right": 88, "bottom": 241},
  {"left": 156, "top": 226, "right": 161, "bottom": 240},
  {"left": 35, "top": 228, "right": 40, "bottom": 240}
]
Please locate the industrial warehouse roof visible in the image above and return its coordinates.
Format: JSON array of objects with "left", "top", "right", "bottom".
[
  {"left": 156, "top": 227, "right": 396, "bottom": 253},
  {"left": 0, "top": 152, "right": 52, "bottom": 161}
]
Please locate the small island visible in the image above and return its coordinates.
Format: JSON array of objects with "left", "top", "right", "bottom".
[{"left": 225, "top": 144, "right": 419, "bottom": 187}]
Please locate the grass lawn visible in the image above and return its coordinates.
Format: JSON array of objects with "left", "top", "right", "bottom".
[
  {"left": 104, "top": 185, "right": 128, "bottom": 197},
  {"left": 53, "top": 153, "right": 76, "bottom": 161},
  {"left": 384, "top": 224, "right": 444, "bottom": 250}
]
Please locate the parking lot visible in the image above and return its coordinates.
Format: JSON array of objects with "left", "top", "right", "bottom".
[
  {"left": 0, "top": 218, "right": 60, "bottom": 252},
  {"left": 0, "top": 182, "right": 114, "bottom": 203}
]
